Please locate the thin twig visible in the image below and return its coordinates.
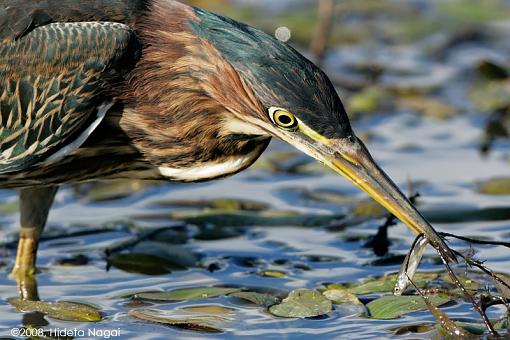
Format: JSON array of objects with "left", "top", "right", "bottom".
[
  {"left": 440, "top": 232, "right": 510, "bottom": 248},
  {"left": 438, "top": 252, "right": 498, "bottom": 336},
  {"left": 451, "top": 248, "right": 510, "bottom": 297}
]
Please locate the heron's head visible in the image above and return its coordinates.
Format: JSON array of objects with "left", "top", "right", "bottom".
[{"left": 129, "top": 1, "right": 455, "bottom": 262}]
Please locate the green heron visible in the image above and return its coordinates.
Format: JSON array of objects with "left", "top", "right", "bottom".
[{"left": 1, "top": 0, "right": 456, "bottom": 282}]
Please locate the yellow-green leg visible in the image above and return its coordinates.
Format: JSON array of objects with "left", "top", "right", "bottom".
[{"left": 11, "top": 185, "right": 58, "bottom": 300}]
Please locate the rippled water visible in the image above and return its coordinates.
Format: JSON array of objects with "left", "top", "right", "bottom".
[
  {"left": 1, "top": 0, "right": 510, "bottom": 338},
  {"left": 0, "top": 110, "right": 508, "bottom": 338}
]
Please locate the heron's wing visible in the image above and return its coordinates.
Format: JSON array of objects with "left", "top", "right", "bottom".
[{"left": 0, "top": 21, "right": 140, "bottom": 173}]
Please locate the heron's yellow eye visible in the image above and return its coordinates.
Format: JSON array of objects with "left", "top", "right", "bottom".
[{"left": 269, "top": 107, "right": 298, "bottom": 130}]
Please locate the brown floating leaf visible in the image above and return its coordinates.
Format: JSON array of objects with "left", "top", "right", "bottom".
[
  {"left": 259, "top": 270, "right": 287, "bottom": 278},
  {"left": 180, "top": 305, "right": 236, "bottom": 315},
  {"left": 136, "top": 287, "right": 241, "bottom": 302},
  {"left": 8, "top": 299, "right": 101, "bottom": 322},
  {"left": 128, "top": 309, "right": 226, "bottom": 333}
]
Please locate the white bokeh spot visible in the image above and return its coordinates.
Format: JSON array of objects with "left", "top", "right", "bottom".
[{"left": 275, "top": 26, "right": 291, "bottom": 42}]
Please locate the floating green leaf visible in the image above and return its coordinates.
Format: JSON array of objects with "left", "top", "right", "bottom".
[
  {"left": 477, "top": 60, "right": 509, "bottom": 80},
  {"left": 366, "top": 294, "right": 453, "bottom": 319},
  {"left": 493, "top": 273, "right": 510, "bottom": 299},
  {"left": 180, "top": 305, "right": 236, "bottom": 315},
  {"left": 166, "top": 210, "right": 343, "bottom": 227},
  {"left": 323, "top": 289, "right": 367, "bottom": 316},
  {"left": 0, "top": 200, "right": 18, "bottom": 214},
  {"left": 106, "top": 253, "right": 174, "bottom": 275},
  {"left": 259, "top": 270, "right": 287, "bottom": 278},
  {"left": 441, "top": 273, "right": 480, "bottom": 291},
  {"left": 107, "top": 241, "right": 198, "bottom": 275},
  {"left": 74, "top": 179, "right": 158, "bottom": 202},
  {"left": 131, "top": 241, "right": 198, "bottom": 268},
  {"left": 398, "top": 96, "right": 458, "bottom": 119},
  {"left": 352, "top": 199, "right": 386, "bottom": 217},
  {"left": 478, "top": 177, "right": 510, "bottom": 196},
  {"left": 136, "top": 287, "right": 241, "bottom": 302},
  {"left": 128, "top": 309, "right": 226, "bottom": 333},
  {"left": 194, "top": 225, "right": 244, "bottom": 240},
  {"left": 269, "top": 289, "right": 332, "bottom": 318},
  {"left": 230, "top": 291, "right": 280, "bottom": 307},
  {"left": 323, "top": 289, "right": 362, "bottom": 305},
  {"left": 423, "top": 206, "right": 510, "bottom": 223},
  {"left": 348, "top": 272, "right": 438, "bottom": 295},
  {"left": 9, "top": 299, "right": 101, "bottom": 322}
]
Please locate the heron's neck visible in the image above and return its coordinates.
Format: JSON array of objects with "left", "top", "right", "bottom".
[{"left": 119, "top": 0, "right": 269, "bottom": 174}]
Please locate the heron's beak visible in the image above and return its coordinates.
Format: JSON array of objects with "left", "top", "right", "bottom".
[{"left": 293, "top": 123, "right": 457, "bottom": 263}]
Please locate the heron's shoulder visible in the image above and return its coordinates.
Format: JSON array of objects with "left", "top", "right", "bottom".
[{"left": 0, "top": 0, "right": 151, "bottom": 42}]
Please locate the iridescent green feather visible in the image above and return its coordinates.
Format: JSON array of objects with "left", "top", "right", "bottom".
[{"left": 0, "top": 21, "right": 140, "bottom": 172}]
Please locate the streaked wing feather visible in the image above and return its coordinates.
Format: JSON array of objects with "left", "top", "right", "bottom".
[
  {"left": 0, "top": 21, "right": 140, "bottom": 173},
  {"left": 0, "top": 0, "right": 148, "bottom": 42}
]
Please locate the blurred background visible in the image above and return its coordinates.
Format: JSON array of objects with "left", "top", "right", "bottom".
[{"left": 1, "top": 0, "right": 510, "bottom": 338}]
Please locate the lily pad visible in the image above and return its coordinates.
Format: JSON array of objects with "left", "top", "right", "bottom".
[
  {"left": 194, "top": 225, "right": 244, "bottom": 240},
  {"left": 477, "top": 60, "right": 509, "bottom": 80},
  {"left": 155, "top": 198, "right": 269, "bottom": 211},
  {"left": 347, "top": 272, "right": 439, "bottom": 295},
  {"left": 167, "top": 210, "right": 343, "bottom": 227},
  {"left": 366, "top": 294, "right": 453, "bottom": 319},
  {"left": 180, "top": 305, "right": 236, "bottom": 315},
  {"left": 128, "top": 309, "right": 226, "bottom": 333},
  {"left": 74, "top": 179, "right": 158, "bottom": 202},
  {"left": 323, "top": 289, "right": 367, "bottom": 317},
  {"left": 9, "top": 299, "right": 101, "bottom": 322},
  {"left": 398, "top": 96, "right": 458, "bottom": 119},
  {"left": 441, "top": 273, "right": 480, "bottom": 291},
  {"left": 259, "top": 270, "right": 287, "bottom": 278},
  {"left": 352, "top": 199, "right": 386, "bottom": 217},
  {"left": 106, "top": 254, "right": 175, "bottom": 275},
  {"left": 132, "top": 241, "right": 198, "bottom": 268},
  {"left": 323, "top": 289, "right": 362, "bottom": 305},
  {"left": 136, "top": 287, "right": 241, "bottom": 302},
  {"left": 107, "top": 241, "right": 198, "bottom": 275},
  {"left": 478, "top": 177, "right": 510, "bottom": 195},
  {"left": 492, "top": 273, "right": 510, "bottom": 299},
  {"left": 470, "top": 80, "right": 510, "bottom": 112},
  {"left": 230, "top": 291, "right": 280, "bottom": 307},
  {"left": 0, "top": 200, "right": 18, "bottom": 214},
  {"left": 347, "top": 86, "right": 390, "bottom": 115},
  {"left": 269, "top": 289, "right": 332, "bottom": 318}
]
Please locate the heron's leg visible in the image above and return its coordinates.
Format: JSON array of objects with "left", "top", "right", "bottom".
[{"left": 11, "top": 185, "right": 58, "bottom": 299}]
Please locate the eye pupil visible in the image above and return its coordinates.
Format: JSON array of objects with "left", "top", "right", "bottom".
[{"left": 278, "top": 115, "right": 292, "bottom": 125}]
